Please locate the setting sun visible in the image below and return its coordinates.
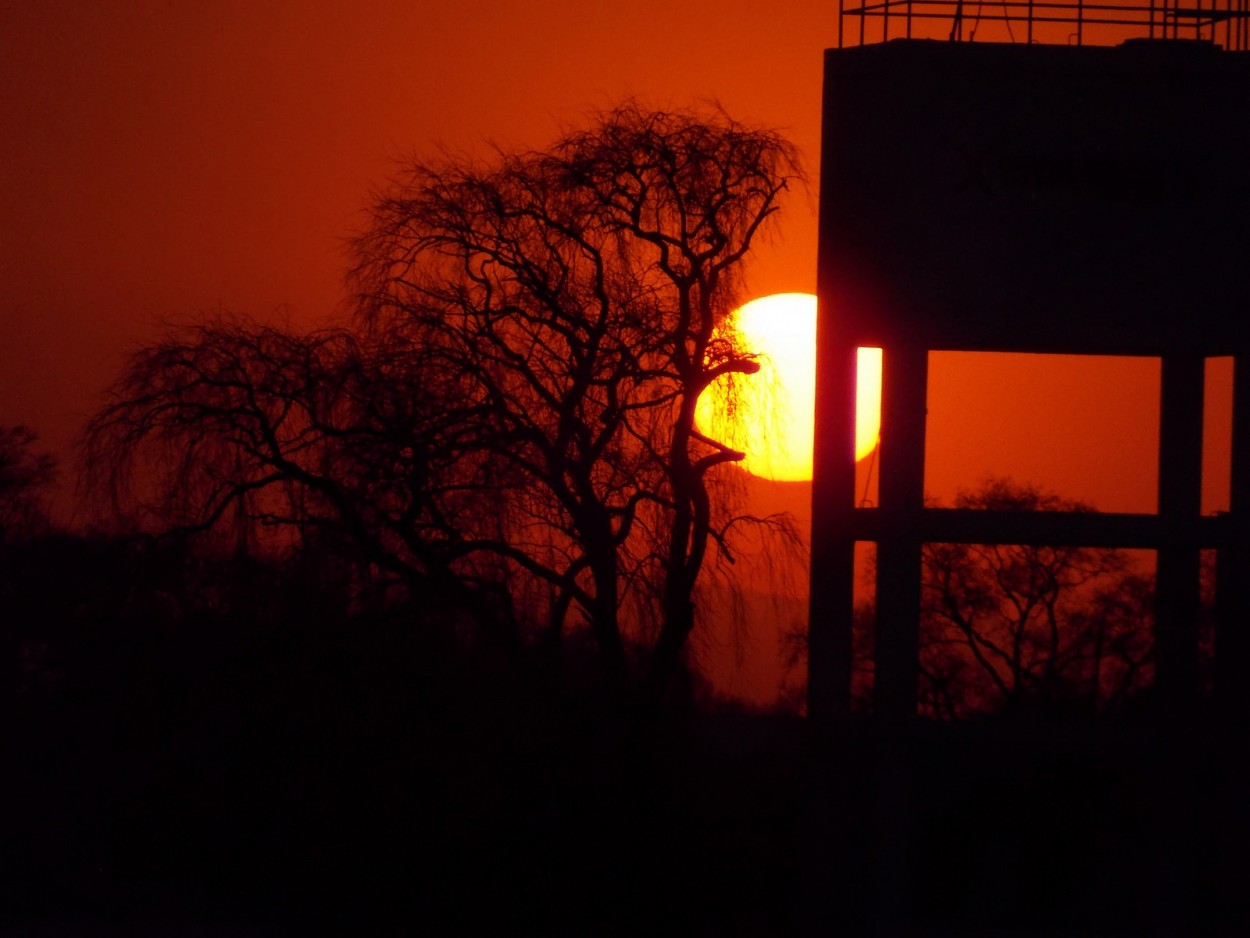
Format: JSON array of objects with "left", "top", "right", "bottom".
[{"left": 697, "top": 293, "right": 881, "bottom": 481}]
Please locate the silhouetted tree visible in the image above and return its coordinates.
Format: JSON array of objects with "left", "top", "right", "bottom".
[
  {"left": 0, "top": 425, "right": 56, "bottom": 540},
  {"left": 917, "top": 480, "right": 1152, "bottom": 718},
  {"left": 783, "top": 479, "right": 1155, "bottom": 717},
  {"left": 85, "top": 103, "right": 803, "bottom": 703},
  {"left": 83, "top": 321, "right": 519, "bottom": 640},
  {"left": 352, "top": 102, "right": 802, "bottom": 699}
]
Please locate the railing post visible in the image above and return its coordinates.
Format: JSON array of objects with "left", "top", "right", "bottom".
[{"left": 834, "top": 0, "right": 1250, "bottom": 49}]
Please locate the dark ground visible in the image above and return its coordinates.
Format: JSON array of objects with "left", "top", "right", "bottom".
[{"left": 2, "top": 540, "right": 1246, "bottom": 935}]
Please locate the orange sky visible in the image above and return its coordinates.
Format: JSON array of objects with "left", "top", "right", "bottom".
[
  {"left": 5, "top": 5, "right": 1225, "bottom": 706},
  {"left": 4, "top": 3, "right": 1215, "bottom": 520},
  {"left": 1, "top": 1, "right": 832, "bottom": 521}
]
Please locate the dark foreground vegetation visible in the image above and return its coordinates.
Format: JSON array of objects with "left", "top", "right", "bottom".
[
  {"left": 0, "top": 528, "right": 813, "bottom": 934},
  {"left": 3, "top": 96, "right": 1246, "bottom": 931},
  {"left": 3, "top": 525, "right": 1247, "bottom": 936}
]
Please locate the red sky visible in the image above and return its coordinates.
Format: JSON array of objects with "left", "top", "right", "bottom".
[
  {"left": 5, "top": 3, "right": 1219, "bottom": 519},
  {"left": 2, "top": 1, "right": 832, "bottom": 521},
  {"left": 5, "top": 5, "right": 1226, "bottom": 705}
]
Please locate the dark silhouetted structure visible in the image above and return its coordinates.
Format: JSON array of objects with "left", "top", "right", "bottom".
[{"left": 808, "top": 4, "right": 1250, "bottom": 930}]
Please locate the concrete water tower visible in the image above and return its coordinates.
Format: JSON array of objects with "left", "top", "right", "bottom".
[
  {"left": 809, "top": 0, "right": 1250, "bottom": 724},
  {"left": 805, "top": 4, "right": 1250, "bottom": 928}
]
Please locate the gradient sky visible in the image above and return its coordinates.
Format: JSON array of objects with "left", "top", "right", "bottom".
[
  {"left": 7, "top": 2, "right": 1234, "bottom": 710},
  {"left": 2, "top": 0, "right": 832, "bottom": 520},
  {"left": 4, "top": 1, "right": 1228, "bottom": 533}
]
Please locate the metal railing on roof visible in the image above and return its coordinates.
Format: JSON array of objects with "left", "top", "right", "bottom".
[{"left": 838, "top": 0, "right": 1250, "bottom": 48}]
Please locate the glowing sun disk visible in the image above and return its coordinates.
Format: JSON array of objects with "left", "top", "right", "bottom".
[{"left": 696, "top": 293, "right": 881, "bottom": 481}]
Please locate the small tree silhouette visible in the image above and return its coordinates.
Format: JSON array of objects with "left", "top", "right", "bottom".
[
  {"left": 917, "top": 481, "right": 1153, "bottom": 719},
  {"left": 0, "top": 425, "right": 56, "bottom": 541},
  {"left": 785, "top": 479, "right": 1156, "bottom": 717},
  {"left": 83, "top": 321, "right": 522, "bottom": 637}
]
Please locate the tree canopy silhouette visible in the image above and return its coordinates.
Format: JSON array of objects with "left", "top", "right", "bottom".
[
  {"left": 916, "top": 480, "right": 1153, "bottom": 719},
  {"left": 785, "top": 479, "right": 1156, "bottom": 718},
  {"left": 85, "top": 103, "right": 804, "bottom": 703}
]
